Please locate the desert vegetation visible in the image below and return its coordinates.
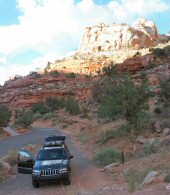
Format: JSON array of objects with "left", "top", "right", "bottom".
[
  {"left": 14, "top": 109, "right": 34, "bottom": 128},
  {"left": 0, "top": 104, "right": 11, "bottom": 127},
  {"left": 93, "top": 64, "right": 151, "bottom": 132},
  {"left": 31, "top": 96, "right": 80, "bottom": 117},
  {"left": 13, "top": 96, "right": 81, "bottom": 128},
  {"left": 151, "top": 45, "right": 170, "bottom": 57},
  {"left": 93, "top": 147, "right": 121, "bottom": 166}
]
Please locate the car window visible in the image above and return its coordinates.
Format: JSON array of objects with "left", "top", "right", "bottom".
[
  {"left": 19, "top": 150, "right": 32, "bottom": 161},
  {"left": 37, "top": 148, "right": 67, "bottom": 160}
]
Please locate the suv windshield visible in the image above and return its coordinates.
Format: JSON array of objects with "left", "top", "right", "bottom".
[{"left": 37, "top": 148, "right": 67, "bottom": 161}]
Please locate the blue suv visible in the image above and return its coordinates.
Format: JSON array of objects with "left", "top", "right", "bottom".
[{"left": 18, "top": 135, "right": 73, "bottom": 188}]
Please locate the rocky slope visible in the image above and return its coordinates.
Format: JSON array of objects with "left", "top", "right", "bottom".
[
  {"left": 0, "top": 50, "right": 169, "bottom": 109},
  {"left": 0, "top": 74, "right": 94, "bottom": 109}
]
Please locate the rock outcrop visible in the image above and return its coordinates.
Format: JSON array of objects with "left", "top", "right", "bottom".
[
  {"left": 0, "top": 74, "right": 94, "bottom": 109},
  {"left": 78, "top": 18, "right": 159, "bottom": 54}
]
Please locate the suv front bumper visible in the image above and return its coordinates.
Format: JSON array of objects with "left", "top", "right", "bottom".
[{"left": 32, "top": 172, "right": 69, "bottom": 182}]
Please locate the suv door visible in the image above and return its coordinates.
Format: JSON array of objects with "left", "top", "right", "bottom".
[{"left": 18, "top": 150, "right": 35, "bottom": 174}]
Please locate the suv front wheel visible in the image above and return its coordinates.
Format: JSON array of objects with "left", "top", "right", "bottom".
[
  {"left": 63, "top": 176, "right": 71, "bottom": 185},
  {"left": 32, "top": 180, "right": 39, "bottom": 188}
]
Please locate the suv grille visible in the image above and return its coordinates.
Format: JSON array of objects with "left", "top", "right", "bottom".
[{"left": 41, "top": 169, "right": 58, "bottom": 176}]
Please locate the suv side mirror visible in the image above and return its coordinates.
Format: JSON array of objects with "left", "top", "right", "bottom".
[
  {"left": 27, "top": 158, "right": 35, "bottom": 163},
  {"left": 68, "top": 155, "right": 73, "bottom": 159}
]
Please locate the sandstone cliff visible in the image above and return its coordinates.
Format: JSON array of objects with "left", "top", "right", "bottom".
[{"left": 78, "top": 18, "right": 159, "bottom": 54}]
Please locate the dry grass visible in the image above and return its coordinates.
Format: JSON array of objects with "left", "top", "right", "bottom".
[
  {"left": 0, "top": 128, "right": 9, "bottom": 140},
  {"left": 3, "top": 149, "right": 18, "bottom": 167}
]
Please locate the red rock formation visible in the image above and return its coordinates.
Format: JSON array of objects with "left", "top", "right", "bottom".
[
  {"left": 0, "top": 74, "right": 94, "bottom": 109},
  {"left": 117, "top": 54, "right": 156, "bottom": 73}
]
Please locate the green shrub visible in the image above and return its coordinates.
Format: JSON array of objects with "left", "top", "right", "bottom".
[
  {"left": 65, "top": 72, "right": 76, "bottom": 78},
  {"left": 43, "top": 112, "right": 54, "bottom": 120},
  {"left": 95, "top": 66, "right": 151, "bottom": 130},
  {"left": 165, "top": 173, "right": 170, "bottom": 182},
  {"left": 14, "top": 109, "right": 34, "bottom": 127},
  {"left": 113, "top": 125, "right": 131, "bottom": 137},
  {"left": 32, "top": 97, "right": 80, "bottom": 116},
  {"left": 125, "top": 168, "right": 151, "bottom": 192},
  {"left": 152, "top": 48, "right": 165, "bottom": 57},
  {"left": 0, "top": 104, "right": 11, "bottom": 127},
  {"left": 33, "top": 112, "right": 42, "bottom": 120},
  {"left": 85, "top": 74, "right": 92, "bottom": 78},
  {"left": 45, "top": 97, "right": 65, "bottom": 112},
  {"left": 65, "top": 97, "right": 80, "bottom": 115},
  {"left": 81, "top": 106, "right": 89, "bottom": 118},
  {"left": 78, "top": 135, "right": 89, "bottom": 143},
  {"left": 160, "top": 119, "right": 170, "bottom": 128},
  {"left": 50, "top": 70, "right": 60, "bottom": 77},
  {"left": 100, "top": 125, "right": 131, "bottom": 144},
  {"left": 159, "top": 76, "right": 170, "bottom": 107},
  {"left": 92, "top": 81, "right": 102, "bottom": 103},
  {"left": 0, "top": 160, "right": 2, "bottom": 168},
  {"left": 163, "top": 45, "right": 170, "bottom": 56},
  {"left": 154, "top": 107, "right": 162, "bottom": 114},
  {"left": 13, "top": 75, "right": 22, "bottom": 80},
  {"left": 51, "top": 118, "right": 57, "bottom": 126},
  {"left": 102, "top": 62, "right": 117, "bottom": 77},
  {"left": 31, "top": 101, "right": 51, "bottom": 115},
  {"left": 100, "top": 130, "right": 115, "bottom": 144},
  {"left": 146, "top": 59, "right": 155, "bottom": 70},
  {"left": 135, "top": 141, "right": 159, "bottom": 159},
  {"left": 29, "top": 71, "right": 41, "bottom": 78},
  {"left": 93, "top": 147, "right": 121, "bottom": 166}
]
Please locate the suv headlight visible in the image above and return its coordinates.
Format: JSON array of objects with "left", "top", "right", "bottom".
[
  {"left": 59, "top": 168, "right": 67, "bottom": 174},
  {"left": 32, "top": 169, "right": 41, "bottom": 175}
]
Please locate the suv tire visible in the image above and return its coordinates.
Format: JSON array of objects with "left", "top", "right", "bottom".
[
  {"left": 32, "top": 180, "right": 39, "bottom": 188},
  {"left": 63, "top": 176, "right": 71, "bottom": 185}
]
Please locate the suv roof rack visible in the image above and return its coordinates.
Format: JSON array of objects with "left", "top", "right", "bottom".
[
  {"left": 43, "top": 135, "right": 66, "bottom": 148},
  {"left": 45, "top": 135, "right": 66, "bottom": 142},
  {"left": 43, "top": 141, "right": 64, "bottom": 148}
]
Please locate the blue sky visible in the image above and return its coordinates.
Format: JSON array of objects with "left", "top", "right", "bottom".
[{"left": 0, "top": 0, "right": 170, "bottom": 85}]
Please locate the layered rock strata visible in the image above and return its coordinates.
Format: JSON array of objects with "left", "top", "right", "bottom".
[{"left": 78, "top": 18, "right": 159, "bottom": 54}]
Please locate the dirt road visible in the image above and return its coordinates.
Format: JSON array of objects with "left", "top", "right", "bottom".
[{"left": 0, "top": 127, "right": 112, "bottom": 195}]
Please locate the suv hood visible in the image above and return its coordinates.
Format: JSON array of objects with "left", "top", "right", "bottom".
[{"left": 34, "top": 159, "right": 68, "bottom": 170}]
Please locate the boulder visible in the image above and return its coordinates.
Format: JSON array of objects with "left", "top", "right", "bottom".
[
  {"left": 154, "top": 121, "right": 162, "bottom": 133},
  {"left": 140, "top": 171, "right": 159, "bottom": 187},
  {"left": 164, "top": 135, "right": 170, "bottom": 145},
  {"left": 140, "top": 171, "right": 167, "bottom": 187},
  {"left": 136, "top": 135, "right": 146, "bottom": 144},
  {"left": 166, "top": 183, "right": 170, "bottom": 190},
  {"left": 103, "top": 163, "right": 119, "bottom": 173},
  {"left": 162, "top": 128, "right": 170, "bottom": 136}
]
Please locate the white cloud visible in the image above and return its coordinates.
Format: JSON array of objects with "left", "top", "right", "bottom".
[
  {"left": 108, "top": 0, "right": 169, "bottom": 22},
  {"left": 0, "top": 56, "right": 6, "bottom": 64},
  {"left": 0, "top": 0, "right": 169, "bottom": 85}
]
